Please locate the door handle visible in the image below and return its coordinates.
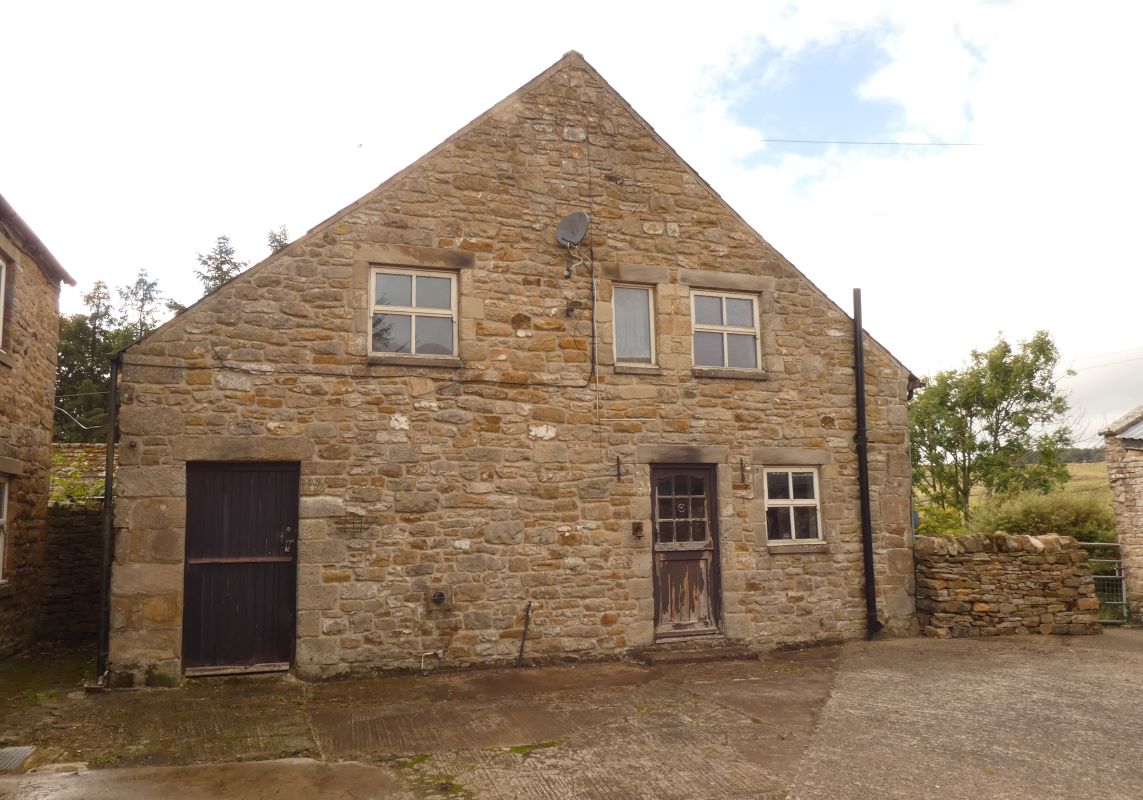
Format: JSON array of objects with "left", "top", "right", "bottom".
[{"left": 284, "top": 539, "right": 292, "bottom": 553}]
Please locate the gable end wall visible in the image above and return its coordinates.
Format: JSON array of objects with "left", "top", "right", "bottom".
[
  {"left": 110, "top": 59, "right": 915, "bottom": 683},
  {"left": 0, "top": 221, "right": 64, "bottom": 656}
]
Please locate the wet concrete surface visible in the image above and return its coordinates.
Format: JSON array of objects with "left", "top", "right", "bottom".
[
  {"left": 2, "top": 632, "right": 1142, "bottom": 798},
  {"left": 0, "top": 758, "right": 408, "bottom": 800}
]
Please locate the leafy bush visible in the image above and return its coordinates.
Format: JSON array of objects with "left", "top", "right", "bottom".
[
  {"left": 915, "top": 504, "right": 967, "bottom": 537},
  {"left": 970, "top": 491, "right": 1116, "bottom": 543}
]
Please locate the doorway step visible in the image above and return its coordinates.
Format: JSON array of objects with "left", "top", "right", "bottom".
[{"left": 631, "top": 635, "right": 757, "bottom": 666}]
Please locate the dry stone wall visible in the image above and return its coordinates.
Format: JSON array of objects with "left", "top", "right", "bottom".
[
  {"left": 1106, "top": 434, "right": 1143, "bottom": 621},
  {"left": 39, "top": 502, "right": 103, "bottom": 641},
  {"left": 914, "top": 533, "right": 1100, "bottom": 637},
  {"left": 110, "top": 54, "right": 917, "bottom": 684}
]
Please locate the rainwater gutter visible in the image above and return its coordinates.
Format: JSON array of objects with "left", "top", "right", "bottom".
[
  {"left": 852, "top": 290, "right": 883, "bottom": 640},
  {"left": 95, "top": 352, "right": 121, "bottom": 683}
]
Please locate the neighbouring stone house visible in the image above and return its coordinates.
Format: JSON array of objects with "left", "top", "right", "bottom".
[
  {"left": 109, "top": 52, "right": 917, "bottom": 685},
  {"left": 0, "top": 193, "right": 75, "bottom": 656},
  {"left": 1103, "top": 405, "right": 1143, "bottom": 622}
]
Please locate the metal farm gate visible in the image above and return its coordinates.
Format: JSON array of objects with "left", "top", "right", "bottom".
[{"left": 1079, "top": 542, "right": 1128, "bottom": 624}]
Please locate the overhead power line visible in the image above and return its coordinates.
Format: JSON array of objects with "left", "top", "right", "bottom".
[{"left": 763, "top": 138, "right": 979, "bottom": 147}]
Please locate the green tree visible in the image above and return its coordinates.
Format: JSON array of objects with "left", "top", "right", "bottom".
[
  {"left": 117, "top": 268, "right": 163, "bottom": 340},
  {"left": 195, "top": 234, "right": 248, "bottom": 294},
  {"left": 910, "top": 331, "right": 1072, "bottom": 523},
  {"left": 55, "top": 281, "right": 133, "bottom": 441},
  {"left": 267, "top": 225, "right": 289, "bottom": 253}
]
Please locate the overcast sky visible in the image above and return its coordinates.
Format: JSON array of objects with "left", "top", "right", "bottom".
[{"left": 4, "top": 1, "right": 1140, "bottom": 443}]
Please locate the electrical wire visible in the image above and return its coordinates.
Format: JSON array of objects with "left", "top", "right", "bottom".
[
  {"left": 56, "top": 390, "right": 110, "bottom": 399},
  {"left": 763, "top": 138, "right": 979, "bottom": 146},
  {"left": 54, "top": 406, "right": 107, "bottom": 429}
]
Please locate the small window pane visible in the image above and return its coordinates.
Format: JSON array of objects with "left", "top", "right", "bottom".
[
  {"left": 726, "top": 334, "right": 757, "bottom": 368},
  {"left": 674, "top": 521, "right": 693, "bottom": 542},
  {"left": 694, "top": 332, "right": 724, "bottom": 366},
  {"left": 372, "top": 313, "right": 411, "bottom": 353},
  {"left": 767, "top": 472, "right": 790, "bottom": 500},
  {"left": 375, "top": 274, "right": 411, "bottom": 307},
  {"left": 767, "top": 507, "right": 792, "bottom": 540},
  {"left": 658, "top": 498, "right": 673, "bottom": 521},
  {"left": 725, "top": 297, "right": 755, "bottom": 328},
  {"left": 792, "top": 472, "right": 815, "bottom": 500},
  {"left": 416, "top": 276, "right": 452, "bottom": 309},
  {"left": 657, "top": 479, "right": 673, "bottom": 498},
  {"left": 694, "top": 295, "right": 723, "bottom": 325},
  {"left": 794, "top": 507, "right": 820, "bottom": 539},
  {"left": 658, "top": 520, "right": 675, "bottom": 543},
  {"left": 614, "top": 287, "right": 652, "bottom": 362},
  {"left": 691, "top": 498, "right": 706, "bottom": 521},
  {"left": 415, "top": 316, "right": 454, "bottom": 355},
  {"left": 673, "top": 475, "right": 690, "bottom": 496}
]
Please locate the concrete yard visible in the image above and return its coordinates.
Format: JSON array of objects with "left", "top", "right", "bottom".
[{"left": 2, "top": 631, "right": 1142, "bottom": 799}]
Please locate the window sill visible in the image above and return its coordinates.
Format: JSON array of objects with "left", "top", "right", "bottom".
[
  {"left": 0, "top": 350, "right": 13, "bottom": 369},
  {"left": 367, "top": 355, "right": 462, "bottom": 369},
  {"left": 766, "top": 541, "right": 829, "bottom": 555},
  {"left": 0, "top": 581, "right": 14, "bottom": 599},
  {"left": 614, "top": 364, "right": 663, "bottom": 376},
  {"left": 692, "top": 367, "right": 769, "bottom": 381}
]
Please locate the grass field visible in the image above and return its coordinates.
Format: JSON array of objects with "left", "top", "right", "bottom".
[
  {"left": 964, "top": 462, "right": 1111, "bottom": 505},
  {"left": 1064, "top": 462, "right": 1111, "bottom": 498}
]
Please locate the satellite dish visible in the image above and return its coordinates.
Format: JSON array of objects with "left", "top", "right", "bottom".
[{"left": 556, "top": 212, "right": 589, "bottom": 246}]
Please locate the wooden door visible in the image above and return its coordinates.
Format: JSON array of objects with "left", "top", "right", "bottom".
[
  {"left": 652, "top": 466, "right": 720, "bottom": 638},
  {"left": 183, "top": 462, "right": 299, "bottom": 671}
]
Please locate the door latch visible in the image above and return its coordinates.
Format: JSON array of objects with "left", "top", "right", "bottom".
[{"left": 283, "top": 525, "right": 294, "bottom": 554}]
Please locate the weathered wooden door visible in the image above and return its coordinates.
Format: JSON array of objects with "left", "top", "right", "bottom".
[
  {"left": 183, "top": 462, "right": 299, "bottom": 671},
  {"left": 652, "top": 466, "right": 720, "bottom": 638}
]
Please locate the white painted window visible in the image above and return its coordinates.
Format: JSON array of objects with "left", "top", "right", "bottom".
[
  {"left": 0, "top": 476, "right": 8, "bottom": 581},
  {"left": 613, "top": 284, "right": 655, "bottom": 364},
  {"left": 763, "top": 468, "right": 822, "bottom": 541},
  {"left": 691, "top": 291, "right": 761, "bottom": 369},
  {"left": 369, "top": 268, "right": 458, "bottom": 357},
  {"left": 0, "top": 259, "right": 7, "bottom": 350}
]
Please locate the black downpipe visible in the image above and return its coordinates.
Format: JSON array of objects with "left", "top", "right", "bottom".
[
  {"left": 853, "top": 290, "right": 883, "bottom": 639},
  {"left": 96, "top": 353, "right": 121, "bottom": 680}
]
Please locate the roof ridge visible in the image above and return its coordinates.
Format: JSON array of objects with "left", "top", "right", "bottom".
[{"left": 1100, "top": 403, "right": 1143, "bottom": 437}]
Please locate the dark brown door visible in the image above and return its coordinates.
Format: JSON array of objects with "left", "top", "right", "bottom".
[
  {"left": 183, "top": 462, "right": 299, "bottom": 670},
  {"left": 652, "top": 466, "right": 720, "bottom": 638}
]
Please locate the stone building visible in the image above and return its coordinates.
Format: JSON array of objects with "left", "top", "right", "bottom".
[
  {"left": 1103, "top": 405, "right": 1143, "bottom": 622},
  {"left": 0, "top": 193, "right": 75, "bottom": 656},
  {"left": 109, "top": 52, "right": 917, "bottom": 685}
]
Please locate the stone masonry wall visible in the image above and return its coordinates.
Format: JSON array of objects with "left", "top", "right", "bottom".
[
  {"left": 1106, "top": 434, "right": 1143, "bottom": 622},
  {"left": 110, "top": 54, "right": 917, "bottom": 684},
  {"left": 39, "top": 503, "right": 104, "bottom": 641},
  {"left": 0, "top": 222, "right": 62, "bottom": 658},
  {"left": 915, "top": 533, "right": 1100, "bottom": 637}
]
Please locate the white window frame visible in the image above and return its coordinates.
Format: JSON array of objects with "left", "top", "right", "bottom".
[
  {"left": 612, "top": 283, "right": 656, "bottom": 365},
  {"left": 0, "top": 259, "right": 7, "bottom": 351},
  {"left": 368, "top": 266, "right": 458, "bottom": 358},
  {"left": 690, "top": 290, "right": 762, "bottom": 369},
  {"left": 0, "top": 476, "right": 8, "bottom": 581},
  {"left": 763, "top": 467, "right": 823, "bottom": 542}
]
